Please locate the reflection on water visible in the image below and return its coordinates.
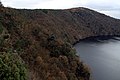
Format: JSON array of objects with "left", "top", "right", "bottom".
[{"left": 74, "top": 39, "right": 120, "bottom": 80}]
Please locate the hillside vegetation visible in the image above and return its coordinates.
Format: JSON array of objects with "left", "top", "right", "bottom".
[{"left": 0, "top": 3, "right": 120, "bottom": 80}]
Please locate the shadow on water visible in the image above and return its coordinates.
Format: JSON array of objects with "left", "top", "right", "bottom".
[{"left": 79, "top": 35, "right": 120, "bottom": 42}]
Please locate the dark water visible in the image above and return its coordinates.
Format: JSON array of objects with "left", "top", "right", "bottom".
[{"left": 74, "top": 38, "right": 120, "bottom": 80}]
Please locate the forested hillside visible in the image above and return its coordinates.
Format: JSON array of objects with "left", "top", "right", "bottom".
[{"left": 0, "top": 3, "right": 120, "bottom": 80}]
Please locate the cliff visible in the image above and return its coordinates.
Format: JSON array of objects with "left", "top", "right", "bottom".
[{"left": 0, "top": 5, "right": 120, "bottom": 80}]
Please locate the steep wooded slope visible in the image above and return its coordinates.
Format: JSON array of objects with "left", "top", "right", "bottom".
[{"left": 0, "top": 6, "right": 120, "bottom": 80}]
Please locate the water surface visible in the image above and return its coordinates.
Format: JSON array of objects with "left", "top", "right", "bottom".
[{"left": 75, "top": 38, "right": 120, "bottom": 80}]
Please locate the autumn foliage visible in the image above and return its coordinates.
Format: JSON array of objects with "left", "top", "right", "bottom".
[{"left": 1, "top": 3, "right": 120, "bottom": 80}]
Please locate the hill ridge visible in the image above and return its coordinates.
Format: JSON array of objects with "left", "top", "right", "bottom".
[{"left": 0, "top": 6, "right": 120, "bottom": 80}]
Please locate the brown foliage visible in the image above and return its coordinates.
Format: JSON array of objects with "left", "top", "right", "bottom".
[{"left": 1, "top": 6, "right": 120, "bottom": 80}]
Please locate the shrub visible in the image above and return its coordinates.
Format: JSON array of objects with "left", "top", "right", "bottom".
[
  {"left": 76, "top": 63, "right": 90, "bottom": 80},
  {"left": 32, "top": 28, "right": 40, "bottom": 36},
  {"left": 0, "top": 34, "right": 9, "bottom": 48},
  {"left": 60, "top": 42, "right": 76, "bottom": 57},
  {"left": 0, "top": 36, "right": 4, "bottom": 47},
  {"left": 0, "top": 52, "right": 28, "bottom": 80},
  {"left": 65, "top": 48, "right": 76, "bottom": 57},
  {"left": 41, "top": 9, "right": 48, "bottom": 14},
  {"left": 48, "top": 40, "right": 76, "bottom": 57},
  {"left": 13, "top": 39, "right": 30, "bottom": 53},
  {"left": 67, "top": 73, "right": 78, "bottom": 80},
  {"left": 0, "top": 22, "right": 3, "bottom": 34}
]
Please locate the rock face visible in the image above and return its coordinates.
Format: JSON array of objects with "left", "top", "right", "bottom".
[{"left": 0, "top": 6, "right": 120, "bottom": 80}]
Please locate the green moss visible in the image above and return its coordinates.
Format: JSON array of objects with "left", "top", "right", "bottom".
[{"left": 0, "top": 52, "right": 28, "bottom": 80}]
